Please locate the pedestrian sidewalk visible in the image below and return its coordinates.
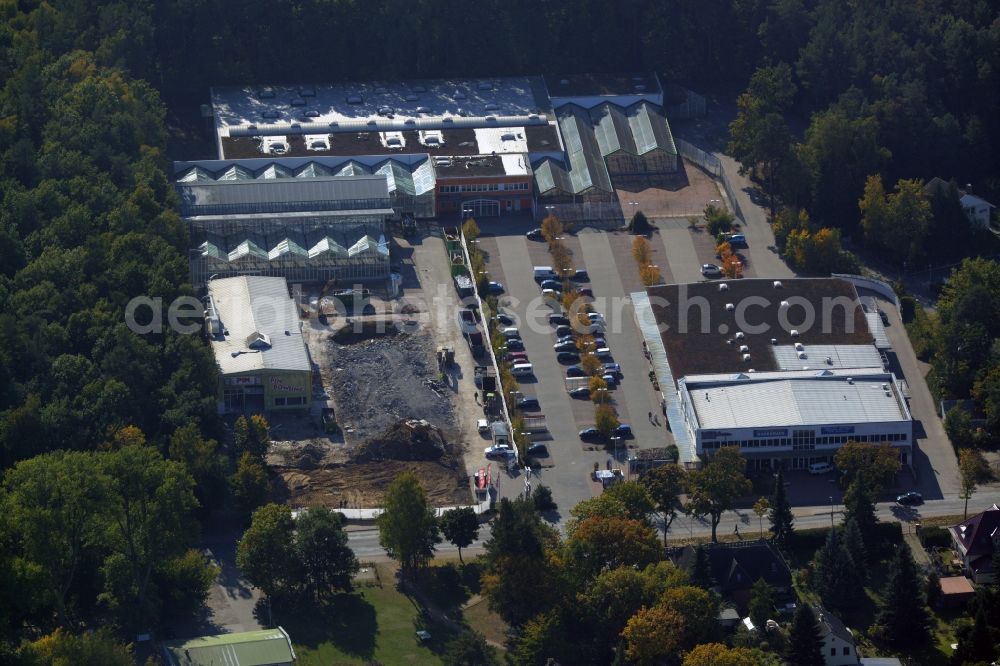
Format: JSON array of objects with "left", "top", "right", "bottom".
[{"left": 904, "top": 531, "right": 931, "bottom": 567}]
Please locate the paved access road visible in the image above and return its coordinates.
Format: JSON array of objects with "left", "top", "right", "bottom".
[
  {"left": 344, "top": 490, "right": 1000, "bottom": 560},
  {"left": 872, "top": 290, "right": 961, "bottom": 498}
]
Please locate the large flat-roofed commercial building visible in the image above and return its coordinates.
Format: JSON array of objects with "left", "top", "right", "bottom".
[
  {"left": 201, "top": 73, "right": 678, "bottom": 225},
  {"left": 209, "top": 76, "right": 560, "bottom": 219},
  {"left": 206, "top": 276, "right": 312, "bottom": 414},
  {"left": 679, "top": 369, "right": 913, "bottom": 471},
  {"left": 631, "top": 278, "right": 912, "bottom": 468}
]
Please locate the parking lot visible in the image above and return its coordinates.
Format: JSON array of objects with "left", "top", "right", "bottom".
[{"left": 473, "top": 220, "right": 674, "bottom": 512}]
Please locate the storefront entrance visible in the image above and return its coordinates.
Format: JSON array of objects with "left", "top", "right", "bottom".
[{"left": 462, "top": 199, "right": 500, "bottom": 218}]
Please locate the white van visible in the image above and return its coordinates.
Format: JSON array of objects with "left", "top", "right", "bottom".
[
  {"left": 511, "top": 362, "right": 534, "bottom": 377},
  {"left": 808, "top": 462, "right": 833, "bottom": 475},
  {"left": 534, "top": 266, "right": 558, "bottom": 282}
]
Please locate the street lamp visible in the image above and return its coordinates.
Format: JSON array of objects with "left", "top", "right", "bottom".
[
  {"left": 611, "top": 436, "right": 621, "bottom": 463},
  {"left": 829, "top": 495, "right": 835, "bottom": 528}
]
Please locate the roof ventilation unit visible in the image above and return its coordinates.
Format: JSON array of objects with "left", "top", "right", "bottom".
[
  {"left": 826, "top": 357, "right": 833, "bottom": 365},
  {"left": 790, "top": 329, "right": 799, "bottom": 337},
  {"left": 742, "top": 354, "right": 752, "bottom": 362},
  {"left": 773, "top": 281, "right": 783, "bottom": 288},
  {"left": 735, "top": 331, "right": 745, "bottom": 340},
  {"left": 794, "top": 342, "right": 804, "bottom": 351},
  {"left": 718, "top": 283, "right": 729, "bottom": 291},
  {"left": 725, "top": 303, "right": 735, "bottom": 312},
  {"left": 770, "top": 338, "right": 777, "bottom": 345},
  {"left": 798, "top": 351, "right": 807, "bottom": 359},
  {"left": 846, "top": 377, "right": 854, "bottom": 384},
  {"left": 779, "top": 300, "right": 790, "bottom": 309},
  {"left": 739, "top": 345, "right": 749, "bottom": 353}
]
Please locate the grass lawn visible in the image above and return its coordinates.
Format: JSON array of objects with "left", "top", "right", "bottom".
[
  {"left": 277, "top": 563, "right": 453, "bottom": 666},
  {"left": 462, "top": 597, "right": 508, "bottom": 649}
]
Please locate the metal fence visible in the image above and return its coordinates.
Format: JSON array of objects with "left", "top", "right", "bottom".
[
  {"left": 534, "top": 201, "right": 624, "bottom": 230},
  {"left": 663, "top": 85, "right": 708, "bottom": 120},
  {"left": 675, "top": 138, "right": 745, "bottom": 225}
]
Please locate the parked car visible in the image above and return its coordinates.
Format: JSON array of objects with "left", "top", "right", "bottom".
[
  {"left": 614, "top": 423, "right": 633, "bottom": 438},
  {"left": 540, "top": 279, "right": 563, "bottom": 291},
  {"left": 569, "top": 386, "right": 591, "bottom": 398},
  {"left": 579, "top": 287, "right": 595, "bottom": 298},
  {"left": 578, "top": 427, "right": 604, "bottom": 442},
  {"left": 527, "top": 442, "right": 548, "bottom": 456},
  {"left": 557, "top": 351, "right": 581, "bottom": 364},
  {"left": 586, "top": 312, "right": 605, "bottom": 323},
  {"left": 506, "top": 351, "right": 528, "bottom": 363},
  {"left": 542, "top": 288, "right": 561, "bottom": 300},
  {"left": 566, "top": 365, "right": 588, "bottom": 378},
  {"left": 728, "top": 233, "right": 747, "bottom": 247},
  {"left": 556, "top": 335, "right": 576, "bottom": 345},
  {"left": 573, "top": 269, "right": 590, "bottom": 281},
  {"left": 501, "top": 327, "right": 521, "bottom": 339},
  {"left": 505, "top": 338, "right": 524, "bottom": 351},
  {"left": 477, "top": 419, "right": 490, "bottom": 434},
  {"left": 602, "top": 362, "right": 622, "bottom": 376},
  {"left": 526, "top": 228, "right": 544, "bottom": 241},
  {"left": 808, "top": 462, "right": 833, "bottom": 475},
  {"left": 701, "top": 264, "right": 722, "bottom": 277},
  {"left": 549, "top": 313, "right": 570, "bottom": 326},
  {"left": 517, "top": 397, "right": 540, "bottom": 411},
  {"left": 496, "top": 313, "right": 515, "bottom": 326},
  {"left": 486, "top": 281, "right": 505, "bottom": 294},
  {"left": 555, "top": 324, "right": 573, "bottom": 338},
  {"left": 484, "top": 444, "right": 513, "bottom": 459},
  {"left": 896, "top": 491, "right": 923, "bottom": 506},
  {"left": 554, "top": 341, "right": 578, "bottom": 353},
  {"left": 602, "top": 373, "right": 619, "bottom": 387}
]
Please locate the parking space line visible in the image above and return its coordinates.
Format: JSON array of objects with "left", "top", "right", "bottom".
[{"left": 578, "top": 233, "right": 671, "bottom": 456}]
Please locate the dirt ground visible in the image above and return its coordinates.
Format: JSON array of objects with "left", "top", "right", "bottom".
[
  {"left": 264, "top": 321, "right": 471, "bottom": 508},
  {"left": 261, "top": 229, "right": 488, "bottom": 510},
  {"left": 615, "top": 159, "right": 724, "bottom": 219}
]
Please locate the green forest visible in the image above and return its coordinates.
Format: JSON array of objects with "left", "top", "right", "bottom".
[{"left": 1, "top": 0, "right": 999, "bottom": 662}]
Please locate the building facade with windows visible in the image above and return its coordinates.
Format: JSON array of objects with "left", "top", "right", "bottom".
[
  {"left": 632, "top": 278, "right": 913, "bottom": 468},
  {"left": 205, "top": 276, "right": 312, "bottom": 414},
  {"left": 679, "top": 368, "right": 913, "bottom": 471}
]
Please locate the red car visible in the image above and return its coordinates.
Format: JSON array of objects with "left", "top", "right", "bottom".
[{"left": 506, "top": 351, "right": 528, "bottom": 363}]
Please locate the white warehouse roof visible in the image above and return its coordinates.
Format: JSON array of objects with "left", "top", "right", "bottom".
[
  {"left": 207, "top": 276, "right": 311, "bottom": 375},
  {"left": 683, "top": 369, "right": 910, "bottom": 430}
]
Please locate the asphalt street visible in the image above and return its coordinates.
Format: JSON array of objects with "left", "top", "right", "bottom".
[{"left": 345, "top": 490, "right": 1000, "bottom": 561}]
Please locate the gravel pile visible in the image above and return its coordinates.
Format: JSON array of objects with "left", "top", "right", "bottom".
[{"left": 329, "top": 330, "right": 457, "bottom": 444}]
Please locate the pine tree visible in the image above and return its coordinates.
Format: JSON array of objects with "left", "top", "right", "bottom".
[
  {"left": 843, "top": 477, "right": 878, "bottom": 549},
  {"left": 842, "top": 517, "right": 868, "bottom": 582},
  {"left": 749, "top": 578, "right": 774, "bottom": 629},
  {"left": 769, "top": 469, "right": 794, "bottom": 544},
  {"left": 690, "top": 545, "right": 715, "bottom": 589},
  {"left": 812, "top": 528, "right": 863, "bottom": 612},
  {"left": 785, "top": 605, "right": 824, "bottom": 666},
  {"left": 875, "top": 543, "right": 930, "bottom": 647}
]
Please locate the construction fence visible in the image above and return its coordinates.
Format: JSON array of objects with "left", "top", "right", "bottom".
[{"left": 675, "top": 138, "right": 745, "bottom": 225}]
